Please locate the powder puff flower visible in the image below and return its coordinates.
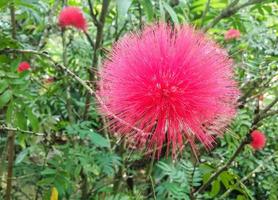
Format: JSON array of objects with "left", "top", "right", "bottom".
[
  {"left": 99, "top": 24, "right": 239, "bottom": 157},
  {"left": 17, "top": 62, "right": 31, "bottom": 73},
  {"left": 250, "top": 130, "right": 266, "bottom": 150},
  {"left": 58, "top": 6, "right": 87, "bottom": 31},
  {"left": 224, "top": 29, "right": 240, "bottom": 40}
]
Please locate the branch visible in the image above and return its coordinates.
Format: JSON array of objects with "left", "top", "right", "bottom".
[
  {"left": 37, "top": 0, "right": 60, "bottom": 50},
  {"left": 219, "top": 154, "right": 277, "bottom": 199},
  {"left": 0, "top": 48, "right": 147, "bottom": 135},
  {"left": 194, "top": 95, "right": 278, "bottom": 195},
  {"left": 202, "top": 0, "right": 265, "bottom": 32},
  {"left": 88, "top": 0, "right": 100, "bottom": 27},
  {"left": 194, "top": 137, "right": 249, "bottom": 195},
  {"left": 5, "top": 4, "right": 16, "bottom": 200},
  {"left": 0, "top": 125, "right": 45, "bottom": 136},
  {"left": 84, "top": 0, "right": 111, "bottom": 119},
  {"left": 200, "top": 0, "right": 211, "bottom": 27}
]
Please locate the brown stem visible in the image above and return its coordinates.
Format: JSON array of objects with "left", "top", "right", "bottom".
[
  {"left": 80, "top": 168, "right": 89, "bottom": 200},
  {"left": 5, "top": 4, "right": 16, "bottom": 200},
  {"left": 83, "top": 0, "right": 110, "bottom": 119},
  {"left": 0, "top": 124, "right": 45, "bottom": 136},
  {"left": 194, "top": 137, "right": 248, "bottom": 195},
  {"left": 194, "top": 95, "right": 278, "bottom": 195},
  {"left": 202, "top": 0, "right": 265, "bottom": 32},
  {"left": 5, "top": 131, "right": 15, "bottom": 200}
]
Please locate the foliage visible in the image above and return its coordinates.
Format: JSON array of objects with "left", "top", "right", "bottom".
[{"left": 0, "top": 0, "right": 277, "bottom": 200}]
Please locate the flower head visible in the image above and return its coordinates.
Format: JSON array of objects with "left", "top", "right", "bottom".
[
  {"left": 17, "top": 62, "right": 31, "bottom": 73},
  {"left": 58, "top": 6, "right": 87, "bottom": 31},
  {"left": 250, "top": 130, "right": 266, "bottom": 150},
  {"left": 225, "top": 29, "right": 240, "bottom": 40},
  {"left": 99, "top": 24, "right": 239, "bottom": 157}
]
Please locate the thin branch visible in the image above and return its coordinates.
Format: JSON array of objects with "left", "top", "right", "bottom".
[
  {"left": 84, "top": 0, "right": 111, "bottom": 119},
  {"left": 0, "top": 48, "right": 147, "bottom": 135},
  {"left": 194, "top": 95, "right": 278, "bottom": 195},
  {"left": 84, "top": 31, "right": 95, "bottom": 49},
  {"left": 5, "top": 4, "right": 16, "bottom": 200},
  {"left": 219, "top": 154, "right": 277, "bottom": 199},
  {"left": 0, "top": 125, "right": 45, "bottom": 136},
  {"left": 202, "top": 0, "right": 265, "bottom": 32},
  {"left": 200, "top": 0, "right": 211, "bottom": 27},
  {"left": 194, "top": 137, "right": 249, "bottom": 195},
  {"left": 37, "top": 0, "right": 60, "bottom": 50},
  {"left": 87, "top": 0, "right": 100, "bottom": 27}
]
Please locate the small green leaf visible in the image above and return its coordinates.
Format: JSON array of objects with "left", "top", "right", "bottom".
[
  {"left": 15, "top": 148, "right": 29, "bottom": 165},
  {"left": 116, "top": 0, "right": 132, "bottom": 19},
  {"left": 210, "top": 180, "right": 220, "bottom": 197},
  {"left": 0, "top": 90, "right": 12, "bottom": 109},
  {"left": 90, "top": 131, "right": 110, "bottom": 148},
  {"left": 27, "top": 109, "right": 39, "bottom": 132},
  {"left": 15, "top": 110, "right": 27, "bottom": 130},
  {"left": 163, "top": 2, "right": 179, "bottom": 24},
  {"left": 0, "top": 80, "right": 8, "bottom": 93},
  {"left": 141, "top": 0, "right": 154, "bottom": 22}
]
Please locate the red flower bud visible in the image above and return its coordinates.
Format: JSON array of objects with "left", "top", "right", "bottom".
[
  {"left": 17, "top": 62, "right": 31, "bottom": 73},
  {"left": 250, "top": 130, "right": 266, "bottom": 150}
]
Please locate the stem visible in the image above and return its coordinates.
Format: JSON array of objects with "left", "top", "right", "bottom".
[
  {"left": 194, "top": 137, "right": 248, "bottom": 195},
  {"left": 5, "top": 131, "right": 15, "bottom": 200},
  {"left": 5, "top": 4, "right": 16, "bottom": 199},
  {"left": 200, "top": 0, "right": 211, "bottom": 27},
  {"left": 0, "top": 48, "right": 148, "bottom": 135},
  {"left": 202, "top": 0, "right": 265, "bottom": 32},
  {"left": 0, "top": 124, "right": 45, "bottom": 136},
  {"left": 83, "top": 0, "right": 110, "bottom": 119},
  {"left": 219, "top": 154, "right": 276, "bottom": 199},
  {"left": 194, "top": 95, "right": 278, "bottom": 196}
]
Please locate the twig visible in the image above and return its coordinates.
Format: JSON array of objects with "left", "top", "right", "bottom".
[
  {"left": 5, "top": 4, "right": 16, "bottom": 200},
  {"left": 87, "top": 0, "right": 100, "bottom": 27},
  {"left": 200, "top": 0, "right": 211, "bottom": 27},
  {"left": 5, "top": 130, "right": 15, "bottom": 200},
  {"left": 37, "top": 0, "right": 60, "bottom": 50},
  {"left": 202, "top": 0, "right": 265, "bottom": 32},
  {"left": 194, "top": 96, "right": 278, "bottom": 195},
  {"left": 0, "top": 125, "right": 45, "bottom": 136},
  {"left": 219, "top": 154, "right": 276, "bottom": 199},
  {"left": 149, "top": 175, "right": 157, "bottom": 200},
  {"left": 83, "top": 0, "right": 111, "bottom": 119},
  {"left": 194, "top": 137, "right": 249, "bottom": 195},
  {"left": 0, "top": 48, "right": 148, "bottom": 135},
  {"left": 84, "top": 31, "right": 95, "bottom": 49}
]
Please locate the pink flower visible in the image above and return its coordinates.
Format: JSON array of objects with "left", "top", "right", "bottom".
[
  {"left": 224, "top": 29, "right": 240, "bottom": 40},
  {"left": 250, "top": 130, "right": 266, "bottom": 150},
  {"left": 99, "top": 24, "right": 239, "bottom": 157},
  {"left": 17, "top": 62, "right": 30, "bottom": 73},
  {"left": 58, "top": 6, "right": 87, "bottom": 31}
]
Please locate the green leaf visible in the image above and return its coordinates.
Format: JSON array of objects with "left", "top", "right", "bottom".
[
  {"left": 210, "top": 180, "right": 220, "bottom": 197},
  {"left": 90, "top": 131, "right": 110, "bottom": 148},
  {"left": 0, "top": 0, "right": 11, "bottom": 9},
  {"left": 162, "top": 2, "right": 179, "bottom": 24},
  {"left": 116, "top": 0, "right": 132, "bottom": 19},
  {"left": 27, "top": 109, "right": 39, "bottom": 132},
  {"left": 15, "top": 148, "right": 29, "bottom": 165},
  {"left": 0, "top": 90, "right": 12, "bottom": 109},
  {"left": 141, "top": 0, "right": 154, "bottom": 22},
  {"left": 15, "top": 110, "right": 27, "bottom": 130},
  {"left": 6, "top": 101, "right": 15, "bottom": 124},
  {"left": 0, "top": 80, "right": 8, "bottom": 93}
]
